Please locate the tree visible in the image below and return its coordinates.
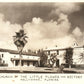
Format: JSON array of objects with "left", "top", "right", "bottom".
[
  {"left": 78, "top": 52, "right": 84, "bottom": 63},
  {"left": 13, "top": 29, "right": 28, "bottom": 53},
  {"left": 38, "top": 49, "right": 47, "bottom": 67},
  {"left": 65, "top": 47, "right": 73, "bottom": 68},
  {"left": 49, "top": 53, "right": 57, "bottom": 68},
  {"left": 13, "top": 29, "right": 28, "bottom": 67}
]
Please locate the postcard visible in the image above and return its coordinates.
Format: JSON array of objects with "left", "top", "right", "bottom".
[{"left": 0, "top": 0, "right": 83, "bottom": 84}]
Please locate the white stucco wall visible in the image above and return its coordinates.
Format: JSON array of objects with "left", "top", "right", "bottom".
[
  {"left": 57, "top": 50, "right": 66, "bottom": 65},
  {"left": 46, "top": 50, "right": 66, "bottom": 66},
  {"left": 45, "top": 46, "right": 84, "bottom": 66},
  {"left": 73, "top": 47, "right": 84, "bottom": 65},
  {"left": 0, "top": 52, "right": 14, "bottom": 67},
  {"left": 0, "top": 51, "right": 40, "bottom": 67}
]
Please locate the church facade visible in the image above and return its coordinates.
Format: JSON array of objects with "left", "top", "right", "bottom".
[
  {"left": 0, "top": 48, "right": 40, "bottom": 67},
  {"left": 44, "top": 46, "right": 84, "bottom": 68}
]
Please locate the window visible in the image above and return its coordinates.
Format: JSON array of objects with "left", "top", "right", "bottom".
[
  {"left": 48, "top": 51, "right": 50, "bottom": 55},
  {"left": 3, "top": 60, "right": 5, "bottom": 63},
  {"left": 14, "top": 56, "right": 16, "bottom": 58},
  {"left": 0, "top": 55, "right": 2, "bottom": 63},
  {"left": 27, "top": 62, "right": 29, "bottom": 66},
  {"left": 15, "top": 60, "right": 19, "bottom": 66},
  {"left": 57, "top": 50, "right": 59, "bottom": 55},
  {"left": 2, "top": 54, "right": 3, "bottom": 57}
]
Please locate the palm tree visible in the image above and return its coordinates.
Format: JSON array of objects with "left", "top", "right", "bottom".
[{"left": 13, "top": 29, "right": 28, "bottom": 67}]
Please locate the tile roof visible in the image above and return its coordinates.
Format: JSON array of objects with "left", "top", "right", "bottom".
[{"left": 0, "top": 48, "right": 37, "bottom": 56}]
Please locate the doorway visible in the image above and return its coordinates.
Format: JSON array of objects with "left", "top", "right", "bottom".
[{"left": 56, "top": 59, "right": 59, "bottom": 67}]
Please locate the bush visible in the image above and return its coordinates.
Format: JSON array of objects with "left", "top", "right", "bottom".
[
  {"left": 0, "top": 63, "right": 8, "bottom": 66},
  {"left": 57, "top": 65, "right": 64, "bottom": 73}
]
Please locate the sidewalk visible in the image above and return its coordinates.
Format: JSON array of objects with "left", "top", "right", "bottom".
[
  {"left": 63, "top": 68, "right": 84, "bottom": 73},
  {"left": 0, "top": 67, "right": 83, "bottom": 73},
  {"left": 0, "top": 67, "right": 59, "bottom": 73}
]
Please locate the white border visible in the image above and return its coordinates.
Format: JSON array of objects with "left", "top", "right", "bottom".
[
  {"left": 0, "top": 0, "right": 83, "bottom": 2},
  {"left": 0, "top": 1, "right": 84, "bottom": 84}
]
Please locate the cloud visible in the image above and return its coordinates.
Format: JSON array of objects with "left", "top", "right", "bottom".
[
  {"left": 53, "top": 35, "right": 76, "bottom": 48},
  {"left": 72, "top": 26, "right": 83, "bottom": 45},
  {"left": 32, "top": 17, "right": 42, "bottom": 24},
  {"left": 72, "top": 26, "right": 82, "bottom": 37},
  {"left": 0, "top": 13, "right": 22, "bottom": 50},
  {"left": 50, "top": 3, "right": 81, "bottom": 15},
  {"left": 24, "top": 13, "right": 71, "bottom": 39},
  {"left": 0, "top": 12, "right": 83, "bottom": 50},
  {"left": 23, "top": 13, "right": 76, "bottom": 49}
]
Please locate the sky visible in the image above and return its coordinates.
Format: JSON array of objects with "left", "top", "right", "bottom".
[{"left": 0, "top": 2, "right": 84, "bottom": 50}]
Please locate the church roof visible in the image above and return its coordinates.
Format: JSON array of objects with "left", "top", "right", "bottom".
[{"left": 0, "top": 48, "right": 38, "bottom": 56}]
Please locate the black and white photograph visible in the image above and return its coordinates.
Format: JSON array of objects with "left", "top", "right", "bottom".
[{"left": 0, "top": 1, "right": 84, "bottom": 75}]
